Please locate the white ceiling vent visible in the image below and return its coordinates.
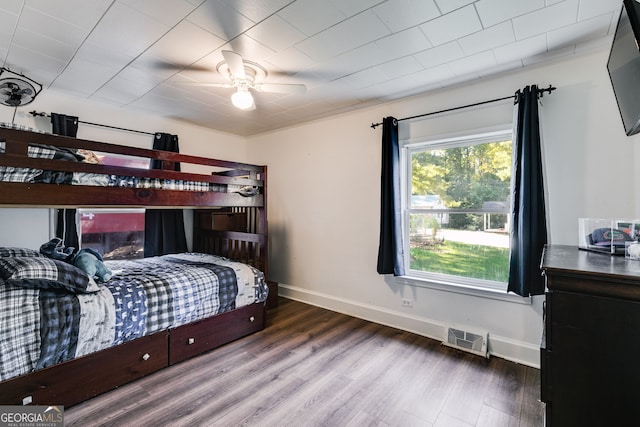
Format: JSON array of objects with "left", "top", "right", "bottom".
[{"left": 443, "top": 325, "right": 489, "bottom": 358}]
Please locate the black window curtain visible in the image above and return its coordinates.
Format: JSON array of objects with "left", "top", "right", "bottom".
[
  {"left": 508, "top": 85, "right": 548, "bottom": 297},
  {"left": 144, "top": 132, "right": 187, "bottom": 257},
  {"left": 376, "top": 116, "right": 405, "bottom": 276},
  {"left": 51, "top": 113, "right": 80, "bottom": 251},
  {"left": 51, "top": 113, "right": 78, "bottom": 137}
]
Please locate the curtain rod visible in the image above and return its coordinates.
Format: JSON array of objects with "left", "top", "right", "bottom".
[
  {"left": 370, "top": 84, "right": 556, "bottom": 129},
  {"left": 29, "top": 110, "right": 155, "bottom": 136}
]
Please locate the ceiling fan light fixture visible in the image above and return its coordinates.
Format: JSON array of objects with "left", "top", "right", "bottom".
[{"left": 231, "top": 89, "right": 254, "bottom": 110}]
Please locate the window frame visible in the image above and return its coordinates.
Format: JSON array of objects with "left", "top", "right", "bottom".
[{"left": 399, "top": 126, "right": 530, "bottom": 304}]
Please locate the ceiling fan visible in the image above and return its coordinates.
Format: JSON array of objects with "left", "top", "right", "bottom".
[
  {"left": 0, "top": 68, "right": 42, "bottom": 107},
  {"left": 193, "top": 50, "right": 307, "bottom": 110}
]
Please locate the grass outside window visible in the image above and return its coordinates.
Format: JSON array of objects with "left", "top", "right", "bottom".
[{"left": 410, "top": 240, "right": 509, "bottom": 283}]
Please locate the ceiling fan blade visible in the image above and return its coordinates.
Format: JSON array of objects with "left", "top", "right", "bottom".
[
  {"left": 222, "top": 50, "right": 246, "bottom": 79},
  {"left": 254, "top": 83, "right": 307, "bottom": 94},
  {"left": 156, "top": 62, "right": 213, "bottom": 73},
  {"left": 199, "top": 83, "right": 236, "bottom": 89},
  {"left": 179, "top": 82, "right": 234, "bottom": 88}
]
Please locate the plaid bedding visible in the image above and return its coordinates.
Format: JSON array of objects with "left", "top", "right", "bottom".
[
  {"left": 36, "top": 290, "right": 81, "bottom": 369},
  {"left": 0, "top": 253, "right": 267, "bottom": 382},
  {"left": 0, "top": 143, "right": 58, "bottom": 183},
  {"left": 0, "top": 141, "right": 259, "bottom": 195}
]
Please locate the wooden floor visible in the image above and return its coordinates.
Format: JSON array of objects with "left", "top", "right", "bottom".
[{"left": 65, "top": 299, "right": 544, "bottom": 427}]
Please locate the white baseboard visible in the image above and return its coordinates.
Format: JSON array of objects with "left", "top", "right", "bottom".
[{"left": 278, "top": 283, "right": 540, "bottom": 369}]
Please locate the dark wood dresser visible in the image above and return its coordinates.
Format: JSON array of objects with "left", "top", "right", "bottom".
[{"left": 541, "top": 245, "right": 640, "bottom": 427}]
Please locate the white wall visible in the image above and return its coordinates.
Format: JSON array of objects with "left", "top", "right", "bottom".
[
  {"left": 0, "top": 209, "right": 51, "bottom": 249},
  {"left": 247, "top": 48, "right": 640, "bottom": 367}
]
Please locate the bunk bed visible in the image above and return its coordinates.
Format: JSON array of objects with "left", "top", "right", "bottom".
[{"left": 0, "top": 126, "right": 269, "bottom": 407}]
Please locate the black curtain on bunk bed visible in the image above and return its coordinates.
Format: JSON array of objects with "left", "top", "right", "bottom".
[
  {"left": 376, "top": 116, "right": 405, "bottom": 276},
  {"left": 51, "top": 113, "right": 80, "bottom": 251},
  {"left": 144, "top": 133, "right": 188, "bottom": 257},
  {"left": 507, "top": 85, "right": 548, "bottom": 297}
]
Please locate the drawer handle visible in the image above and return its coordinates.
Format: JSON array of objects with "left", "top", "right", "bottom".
[
  {"left": 188, "top": 338, "right": 195, "bottom": 345},
  {"left": 142, "top": 353, "right": 151, "bottom": 361},
  {"left": 249, "top": 316, "right": 255, "bottom": 322}
]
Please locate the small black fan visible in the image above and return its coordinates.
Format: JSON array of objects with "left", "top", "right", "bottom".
[{"left": 0, "top": 68, "right": 42, "bottom": 107}]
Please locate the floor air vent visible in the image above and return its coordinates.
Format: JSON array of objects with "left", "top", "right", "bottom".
[{"left": 443, "top": 326, "right": 489, "bottom": 358}]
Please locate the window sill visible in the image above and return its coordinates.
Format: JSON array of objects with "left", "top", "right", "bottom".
[{"left": 394, "top": 275, "right": 532, "bottom": 305}]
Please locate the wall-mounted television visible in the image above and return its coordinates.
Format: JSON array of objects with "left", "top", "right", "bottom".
[{"left": 607, "top": 0, "right": 640, "bottom": 136}]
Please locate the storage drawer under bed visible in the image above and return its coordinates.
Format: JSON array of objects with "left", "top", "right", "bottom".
[
  {"left": 1, "top": 331, "right": 169, "bottom": 407},
  {"left": 169, "top": 303, "right": 265, "bottom": 365}
]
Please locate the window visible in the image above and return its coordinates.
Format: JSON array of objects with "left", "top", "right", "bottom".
[
  {"left": 79, "top": 208, "right": 145, "bottom": 259},
  {"left": 403, "top": 128, "right": 513, "bottom": 294},
  {"left": 75, "top": 150, "right": 148, "bottom": 260}
]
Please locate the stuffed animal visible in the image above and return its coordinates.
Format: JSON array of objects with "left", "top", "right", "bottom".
[
  {"left": 39, "top": 239, "right": 112, "bottom": 281},
  {"left": 73, "top": 248, "right": 112, "bottom": 282},
  {"left": 39, "top": 238, "right": 75, "bottom": 261}
]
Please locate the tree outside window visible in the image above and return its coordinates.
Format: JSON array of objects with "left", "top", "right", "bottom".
[{"left": 406, "top": 129, "right": 512, "bottom": 289}]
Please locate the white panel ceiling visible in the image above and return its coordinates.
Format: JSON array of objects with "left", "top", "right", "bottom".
[{"left": 0, "top": 0, "right": 625, "bottom": 136}]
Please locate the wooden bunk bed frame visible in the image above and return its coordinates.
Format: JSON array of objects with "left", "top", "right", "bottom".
[{"left": 0, "top": 127, "right": 268, "bottom": 407}]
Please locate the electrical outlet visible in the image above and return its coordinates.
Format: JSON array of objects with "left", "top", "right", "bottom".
[{"left": 401, "top": 298, "right": 413, "bottom": 308}]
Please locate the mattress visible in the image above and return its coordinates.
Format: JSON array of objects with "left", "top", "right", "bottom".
[{"left": 0, "top": 251, "right": 267, "bottom": 382}]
